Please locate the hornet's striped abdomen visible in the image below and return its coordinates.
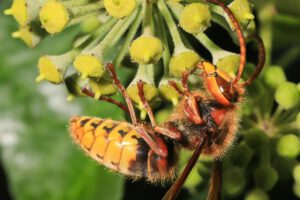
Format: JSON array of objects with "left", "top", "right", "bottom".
[{"left": 70, "top": 116, "right": 178, "bottom": 181}]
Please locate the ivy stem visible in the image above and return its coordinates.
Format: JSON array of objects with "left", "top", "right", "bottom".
[
  {"left": 142, "top": 1, "right": 154, "bottom": 35},
  {"left": 155, "top": 8, "right": 171, "bottom": 77},
  {"left": 157, "top": 0, "right": 186, "bottom": 53},
  {"left": 258, "top": 3, "right": 276, "bottom": 67},
  {"left": 196, "top": 33, "right": 235, "bottom": 64},
  {"left": 271, "top": 105, "right": 284, "bottom": 124},
  {"left": 114, "top": 9, "right": 143, "bottom": 67}
]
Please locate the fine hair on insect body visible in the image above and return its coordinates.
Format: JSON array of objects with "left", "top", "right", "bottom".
[{"left": 69, "top": 0, "right": 266, "bottom": 199}]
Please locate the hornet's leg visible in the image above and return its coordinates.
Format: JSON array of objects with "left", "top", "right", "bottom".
[{"left": 137, "top": 80, "right": 181, "bottom": 140}]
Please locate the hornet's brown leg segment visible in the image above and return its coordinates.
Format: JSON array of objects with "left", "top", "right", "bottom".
[
  {"left": 137, "top": 80, "right": 157, "bottom": 127},
  {"left": 163, "top": 137, "right": 207, "bottom": 200},
  {"left": 207, "top": 160, "right": 223, "bottom": 200},
  {"left": 106, "top": 63, "right": 138, "bottom": 125},
  {"left": 81, "top": 88, "right": 130, "bottom": 114},
  {"left": 137, "top": 80, "right": 181, "bottom": 140},
  {"left": 168, "top": 80, "right": 184, "bottom": 96}
]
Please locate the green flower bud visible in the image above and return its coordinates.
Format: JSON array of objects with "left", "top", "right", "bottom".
[
  {"left": 179, "top": 3, "right": 211, "bottom": 35},
  {"left": 244, "top": 128, "right": 269, "bottom": 150},
  {"left": 275, "top": 82, "right": 300, "bottom": 110},
  {"left": 80, "top": 15, "right": 101, "bottom": 34},
  {"left": 36, "top": 50, "right": 78, "bottom": 84},
  {"left": 228, "top": 0, "right": 254, "bottom": 28},
  {"left": 169, "top": 50, "right": 200, "bottom": 77},
  {"left": 297, "top": 112, "right": 300, "bottom": 129},
  {"left": 245, "top": 188, "right": 269, "bottom": 200},
  {"left": 12, "top": 25, "right": 42, "bottom": 48},
  {"left": 294, "top": 182, "right": 300, "bottom": 198},
  {"left": 293, "top": 164, "right": 300, "bottom": 183},
  {"left": 254, "top": 165, "right": 279, "bottom": 191},
  {"left": 264, "top": 66, "right": 286, "bottom": 89},
  {"left": 216, "top": 54, "right": 240, "bottom": 79},
  {"left": 130, "top": 36, "right": 163, "bottom": 65},
  {"left": 276, "top": 134, "right": 300, "bottom": 158},
  {"left": 159, "top": 78, "right": 182, "bottom": 105},
  {"left": 223, "top": 168, "right": 246, "bottom": 197},
  {"left": 229, "top": 143, "right": 253, "bottom": 167}
]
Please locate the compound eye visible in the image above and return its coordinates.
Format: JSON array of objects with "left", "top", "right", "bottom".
[{"left": 215, "top": 76, "right": 238, "bottom": 103}]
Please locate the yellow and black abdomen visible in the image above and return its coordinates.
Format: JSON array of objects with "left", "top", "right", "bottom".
[{"left": 70, "top": 116, "right": 177, "bottom": 182}]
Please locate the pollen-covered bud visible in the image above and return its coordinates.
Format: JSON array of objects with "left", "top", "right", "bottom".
[
  {"left": 104, "top": 0, "right": 136, "bottom": 19},
  {"left": 169, "top": 50, "right": 200, "bottom": 77},
  {"left": 216, "top": 54, "right": 240, "bottom": 78},
  {"left": 130, "top": 36, "right": 163, "bottom": 65},
  {"left": 254, "top": 165, "right": 279, "bottom": 191},
  {"left": 39, "top": 1, "right": 70, "bottom": 34},
  {"left": 12, "top": 25, "right": 42, "bottom": 48},
  {"left": 244, "top": 128, "right": 268, "bottom": 150},
  {"left": 275, "top": 82, "right": 300, "bottom": 110},
  {"left": 223, "top": 168, "right": 246, "bottom": 197},
  {"left": 4, "top": 0, "right": 42, "bottom": 26},
  {"left": 276, "top": 134, "right": 300, "bottom": 158},
  {"left": 87, "top": 78, "right": 117, "bottom": 100},
  {"left": 73, "top": 52, "right": 105, "bottom": 79},
  {"left": 229, "top": 143, "right": 253, "bottom": 167},
  {"left": 264, "top": 66, "right": 286, "bottom": 89},
  {"left": 40, "top": 1, "right": 103, "bottom": 34},
  {"left": 228, "top": 0, "right": 255, "bottom": 29},
  {"left": 159, "top": 78, "right": 182, "bottom": 106},
  {"left": 179, "top": 3, "right": 211, "bottom": 35},
  {"left": 245, "top": 188, "right": 269, "bottom": 200},
  {"left": 36, "top": 50, "right": 78, "bottom": 84},
  {"left": 293, "top": 164, "right": 300, "bottom": 183}
]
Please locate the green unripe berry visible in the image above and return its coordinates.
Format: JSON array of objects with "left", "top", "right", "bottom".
[
  {"left": 294, "top": 182, "right": 300, "bottom": 198},
  {"left": 244, "top": 188, "right": 269, "bottom": 200},
  {"left": 275, "top": 82, "right": 300, "bottom": 110},
  {"left": 254, "top": 165, "right": 279, "bottom": 191},
  {"left": 223, "top": 168, "right": 246, "bottom": 197},
  {"left": 276, "top": 134, "right": 300, "bottom": 158},
  {"left": 296, "top": 112, "right": 300, "bottom": 129},
  {"left": 264, "top": 66, "right": 286, "bottom": 89},
  {"left": 293, "top": 164, "right": 300, "bottom": 183},
  {"left": 244, "top": 128, "right": 269, "bottom": 150},
  {"left": 179, "top": 3, "right": 211, "bottom": 35},
  {"left": 229, "top": 143, "right": 253, "bottom": 167},
  {"left": 273, "top": 155, "right": 294, "bottom": 181}
]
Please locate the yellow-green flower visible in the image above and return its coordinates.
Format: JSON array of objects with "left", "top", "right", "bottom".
[
  {"left": 104, "top": 0, "right": 137, "bottom": 18},
  {"left": 39, "top": 1, "right": 70, "bottom": 34},
  {"left": 179, "top": 3, "right": 211, "bottom": 35},
  {"left": 169, "top": 50, "right": 201, "bottom": 77},
  {"left": 130, "top": 36, "right": 163, "bottom": 65}
]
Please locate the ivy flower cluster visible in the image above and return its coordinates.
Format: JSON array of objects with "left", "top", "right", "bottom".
[{"left": 5, "top": 0, "right": 300, "bottom": 199}]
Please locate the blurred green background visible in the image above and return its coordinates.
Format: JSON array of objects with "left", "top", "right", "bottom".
[{"left": 1, "top": 0, "right": 300, "bottom": 200}]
